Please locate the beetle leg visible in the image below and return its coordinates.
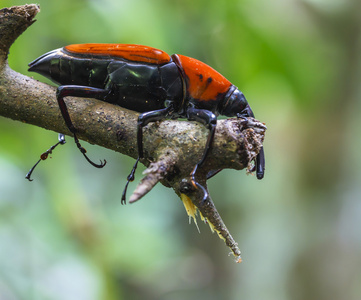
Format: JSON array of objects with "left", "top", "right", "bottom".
[
  {"left": 26, "top": 133, "right": 66, "bottom": 181},
  {"left": 186, "top": 107, "right": 217, "bottom": 180},
  {"left": 237, "top": 111, "right": 265, "bottom": 179},
  {"left": 121, "top": 105, "right": 174, "bottom": 204},
  {"left": 56, "top": 85, "right": 109, "bottom": 168}
]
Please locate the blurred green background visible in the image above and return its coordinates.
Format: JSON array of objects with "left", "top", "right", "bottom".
[{"left": 1, "top": 0, "right": 361, "bottom": 299}]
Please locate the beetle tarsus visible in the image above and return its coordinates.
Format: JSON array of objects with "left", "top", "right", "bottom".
[
  {"left": 121, "top": 182, "right": 130, "bottom": 205},
  {"left": 189, "top": 166, "right": 209, "bottom": 206},
  {"left": 180, "top": 176, "right": 209, "bottom": 206},
  {"left": 121, "top": 157, "right": 140, "bottom": 204},
  {"left": 190, "top": 164, "right": 199, "bottom": 178},
  {"left": 25, "top": 159, "right": 41, "bottom": 181},
  {"left": 189, "top": 176, "right": 209, "bottom": 205},
  {"left": 195, "top": 181, "right": 209, "bottom": 205},
  {"left": 73, "top": 132, "right": 106, "bottom": 168},
  {"left": 26, "top": 133, "right": 66, "bottom": 181},
  {"left": 81, "top": 152, "right": 107, "bottom": 168}
]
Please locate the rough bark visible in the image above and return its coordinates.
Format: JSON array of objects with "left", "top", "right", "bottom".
[{"left": 0, "top": 4, "right": 266, "bottom": 261}]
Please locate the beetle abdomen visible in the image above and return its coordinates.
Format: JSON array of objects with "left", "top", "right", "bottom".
[{"left": 28, "top": 48, "right": 110, "bottom": 88}]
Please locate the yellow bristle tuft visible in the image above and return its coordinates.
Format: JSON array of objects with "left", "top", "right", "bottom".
[{"left": 180, "top": 193, "right": 200, "bottom": 232}]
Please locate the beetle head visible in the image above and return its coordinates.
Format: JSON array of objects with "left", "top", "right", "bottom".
[
  {"left": 221, "top": 87, "right": 254, "bottom": 118},
  {"left": 221, "top": 86, "right": 265, "bottom": 180}
]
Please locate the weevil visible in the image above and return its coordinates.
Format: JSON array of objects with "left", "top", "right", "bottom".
[{"left": 27, "top": 44, "right": 265, "bottom": 202}]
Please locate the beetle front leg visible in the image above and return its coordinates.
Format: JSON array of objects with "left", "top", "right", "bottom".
[
  {"left": 186, "top": 107, "right": 217, "bottom": 181},
  {"left": 121, "top": 105, "right": 174, "bottom": 204},
  {"left": 56, "top": 85, "right": 109, "bottom": 168}
]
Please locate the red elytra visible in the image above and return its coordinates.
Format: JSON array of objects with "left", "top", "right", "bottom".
[{"left": 64, "top": 43, "right": 171, "bottom": 65}]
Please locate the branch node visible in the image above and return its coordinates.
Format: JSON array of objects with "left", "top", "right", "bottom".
[{"left": 0, "top": 4, "right": 40, "bottom": 59}]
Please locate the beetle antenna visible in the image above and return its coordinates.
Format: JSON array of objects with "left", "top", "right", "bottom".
[{"left": 26, "top": 133, "right": 66, "bottom": 181}]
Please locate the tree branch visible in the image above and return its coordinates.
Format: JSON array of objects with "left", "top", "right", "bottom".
[{"left": 0, "top": 5, "right": 266, "bottom": 262}]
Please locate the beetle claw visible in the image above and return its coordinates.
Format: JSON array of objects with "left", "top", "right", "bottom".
[
  {"left": 72, "top": 132, "right": 106, "bottom": 168},
  {"left": 25, "top": 159, "right": 41, "bottom": 181},
  {"left": 180, "top": 176, "right": 209, "bottom": 206},
  {"left": 190, "top": 164, "right": 199, "bottom": 178},
  {"left": 121, "top": 182, "right": 129, "bottom": 205},
  {"left": 81, "top": 151, "right": 107, "bottom": 168},
  {"left": 191, "top": 178, "right": 209, "bottom": 205}
]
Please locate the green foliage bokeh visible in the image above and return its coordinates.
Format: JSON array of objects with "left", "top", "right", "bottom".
[{"left": 1, "top": 0, "right": 360, "bottom": 300}]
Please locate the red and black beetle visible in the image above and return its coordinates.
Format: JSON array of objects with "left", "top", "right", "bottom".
[{"left": 27, "top": 44, "right": 265, "bottom": 202}]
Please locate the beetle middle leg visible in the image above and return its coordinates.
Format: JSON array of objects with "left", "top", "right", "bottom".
[
  {"left": 186, "top": 107, "right": 217, "bottom": 181},
  {"left": 56, "top": 85, "right": 109, "bottom": 168},
  {"left": 121, "top": 104, "right": 174, "bottom": 204}
]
